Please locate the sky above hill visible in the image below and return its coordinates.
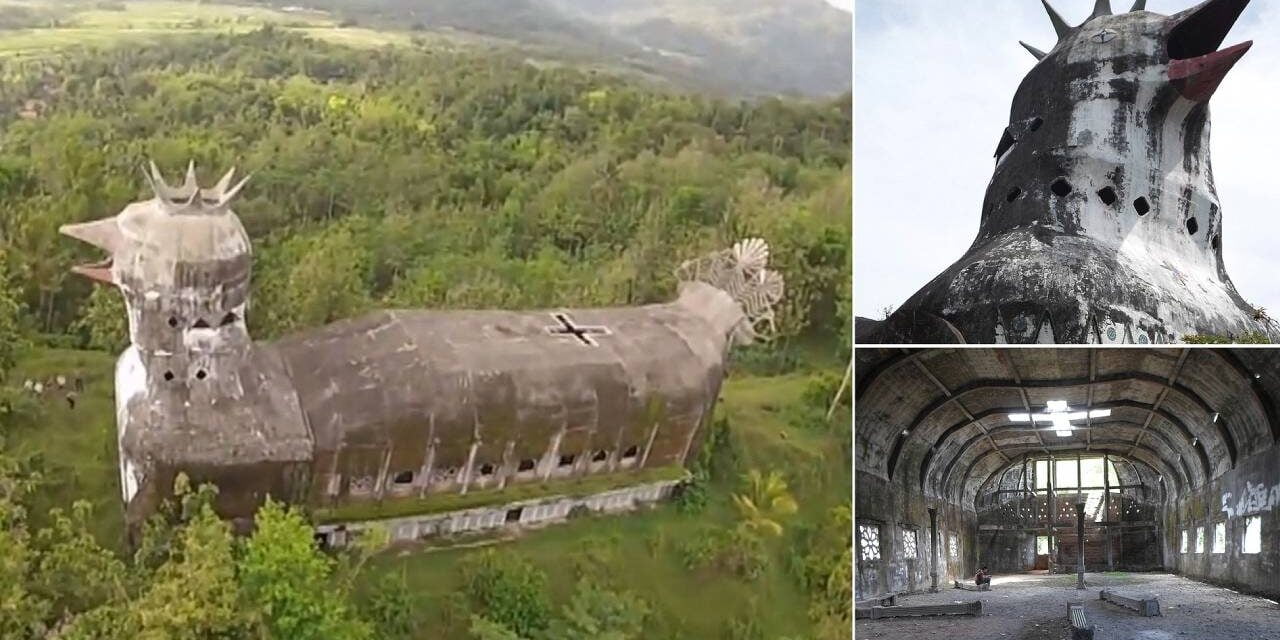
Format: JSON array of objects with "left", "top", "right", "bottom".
[{"left": 854, "top": 0, "right": 1280, "bottom": 320}]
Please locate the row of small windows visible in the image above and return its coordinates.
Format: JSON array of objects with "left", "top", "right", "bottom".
[
  {"left": 1005, "top": 179, "right": 1217, "bottom": 245},
  {"left": 166, "top": 312, "right": 238, "bottom": 329},
  {"left": 856, "top": 522, "right": 957, "bottom": 563},
  {"left": 388, "top": 446, "right": 642, "bottom": 486},
  {"left": 993, "top": 115, "right": 1223, "bottom": 246},
  {"left": 1178, "top": 516, "right": 1263, "bottom": 555}
]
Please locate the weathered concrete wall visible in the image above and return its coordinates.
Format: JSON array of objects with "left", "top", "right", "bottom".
[
  {"left": 1164, "top": 444, "right": 1280, "bottom": 599},
  {"left": 854, "top": 471, "right": 976, "bottom": 600},
  {"left": 978, "top": 529, "right": 1034, "bottom": 573},
  {"left": 314, "top": 478, "right": 680, "bottom": 547}
]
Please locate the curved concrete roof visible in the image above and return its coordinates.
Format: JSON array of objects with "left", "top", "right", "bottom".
[
  {"left": 856, "top": 348, "right": 1280, "bottom": 507},
  {"left": 272, "top": 300, "right": 729, "bottom": 475}
]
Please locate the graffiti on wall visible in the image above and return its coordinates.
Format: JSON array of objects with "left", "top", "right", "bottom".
[{"left": 1221, "top": 480, "right": 1280, "bottom": 518}]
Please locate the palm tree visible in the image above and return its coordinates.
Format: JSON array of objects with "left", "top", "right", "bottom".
[{"left": 732, "top": 469, "right": 798, "bottom": 537}]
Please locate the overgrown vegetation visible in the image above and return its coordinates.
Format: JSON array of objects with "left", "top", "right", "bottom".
[
  {"left": 0, "top": 29, "right": 849, "bottom": 349},
  {"left": 1183, "top": 331, "right": 1270, "bottom": 344}
]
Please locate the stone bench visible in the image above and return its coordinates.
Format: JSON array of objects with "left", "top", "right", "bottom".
[
  {"left": 1067, "top": 601, "right": 1095, "bottom": 640},
  {"left": 867, "top": 600, "right": 983, "bottom": 619},
  {"left": 953, "top": 579, "right": 991, "bottom": 591},
  {"left": 854, "top": 591, "right": 903, "bottom": 608},
  {"left": 853, "top": 592, "right": 908, "bottom": 618},
  {"left": 1100, "top": 589, "right": 1161, "bottom": 617}
]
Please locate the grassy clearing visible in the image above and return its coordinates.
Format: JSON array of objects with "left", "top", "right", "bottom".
[
  {"left": 3, "top": 348, "right": 124, "bottom": 546},
  {"left": 0, "top": 1, "right": 488, "bottom": 59}
]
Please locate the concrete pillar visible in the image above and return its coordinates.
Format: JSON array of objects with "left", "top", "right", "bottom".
[
  {"left": 459, "top": 441, "right": 479, "bottom": 495},
  {"left": 929, "top": 507, "right": 939, "bottom": 593},
  {"left": 1076, "top": 502, "right": 1086, "bottom": 590},
  {"left": 1105, "top": 526, "right": 1114, "bottom": 571},
  {"left": 1103, "top": 454, "right": 1112, "bottom": 521}
]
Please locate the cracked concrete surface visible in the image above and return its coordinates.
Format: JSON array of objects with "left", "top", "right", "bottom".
[{"left": 855, "top": 571, "right": 1280, "bottom": 640}]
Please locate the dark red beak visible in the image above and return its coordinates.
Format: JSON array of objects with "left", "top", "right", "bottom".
[
  {"left": 1169, "top": 41, "right": 1252, "bottom": 101},
  {"left": 1166, "top": 0, "right": 1252, "bottom": 101}
]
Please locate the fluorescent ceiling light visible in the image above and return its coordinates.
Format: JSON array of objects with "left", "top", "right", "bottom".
[
  {"left": 1055, "top": 430, "right": 1073, "bottom": 437},
  {"left": 1008, "top": 413, "right": 1031, "bottom": 422},
  {"left": 1088, "top": 409, "right": 1111, "bottom": 418},
  {"left": 1047, "top": 400, "right": 1068, "bottom": 412}
]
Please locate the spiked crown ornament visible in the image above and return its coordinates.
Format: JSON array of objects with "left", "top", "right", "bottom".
[{"left": 142, "top": 161, "right": 251, "bottom": 211}]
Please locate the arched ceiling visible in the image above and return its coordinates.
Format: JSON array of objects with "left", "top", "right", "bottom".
[{"left": 855, "top": 348, "right": 1280, "bottom": 507}]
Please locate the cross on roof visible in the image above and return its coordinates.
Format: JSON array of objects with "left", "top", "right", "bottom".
[
  {"left": 544, "top": 312, "right": 611, "bottom": 346},
  {"left": 1009, "top": 400, "right": 1111, "bottom": 437}
]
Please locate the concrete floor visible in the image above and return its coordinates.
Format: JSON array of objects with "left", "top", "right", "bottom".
[{"left": 855, "top": 571, "right": 1280, "bottom": 640}]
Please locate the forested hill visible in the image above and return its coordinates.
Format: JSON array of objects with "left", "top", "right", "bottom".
[
  {"left": 232, "top": 0, "right": 852, "bottom": 97},
  {"left": 0, "top": 28, "right": 851, "bottom": 353}
]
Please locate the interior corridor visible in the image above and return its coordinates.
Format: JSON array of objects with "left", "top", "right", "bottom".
[{"left": 854, "top": 349, "right": 1280, "bottom": 639}]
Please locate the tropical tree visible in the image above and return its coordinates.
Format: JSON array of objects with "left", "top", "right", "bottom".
[
  {"left": 238, "top": 498, "right": 370, "bottom": 640},
  {"left": 731, "top": 469, "right": 798, "bottom": 537}
]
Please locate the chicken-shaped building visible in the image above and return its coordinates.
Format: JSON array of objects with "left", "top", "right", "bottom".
[
  {"left": 61, "top": 163, "right": 783, "bottom": 543},
  {"left": 864, "top": 0, "right": 1274, "bottom": 344}
]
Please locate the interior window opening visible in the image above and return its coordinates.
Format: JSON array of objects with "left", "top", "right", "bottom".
[
  {"left": 1243, "top": 515, "right": 1262, "bottom": 554},
  {"left": 858, "top": 523, "right": 882, "bottom": 561}
]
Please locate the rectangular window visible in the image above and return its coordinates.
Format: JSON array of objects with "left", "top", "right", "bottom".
[
  {"left": 901, "top": 527, "right": 918, "bottom": 559},
  {"left": 949, "top": 533, "right": 958, "bottom": 559},
  {"left": 1180, "top": 529, "right": 1188, "bottom": 553},
  {"left": 1036, "top": 535, "right": 1050, "bottom": 555},
  {"left": 1036, "top": 460, "right": 1049, "bottom": 489},
  {"left": 1243, "top": 516, "right": 1262, "bottom": 554},
  {"left": 1195, "top": 526, "right": 1205, "bottom": 553},
  {"left": 1056, "top": 459, "right": 1078, "bottom": 489},
  {"left": 858, "top": 523, "right": 882, "bottom": 561},
  {"left": 1080, "top": 457, "right": 1104, "bottom": 487},
  {"left": 1213, "top": 522, "right": 1226, "bottom": 553}
]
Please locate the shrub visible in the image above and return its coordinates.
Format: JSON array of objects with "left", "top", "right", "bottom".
[
  {"left": 674, "top": 470, "right": 709, "bottom": 514},
  {"left": 677, "top": 527, "right": 723, "bottom": 572},
  {"left": 459, "top": 550, "right": 551, "bottom": 637},
  {"left": 721, "top": 529, "right": 769, "bottom": 581},
  {"left": 731, "top": 343, "right": 798, "bottom": 376}
]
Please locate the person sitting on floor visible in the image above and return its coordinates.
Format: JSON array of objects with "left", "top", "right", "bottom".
[{"left": 974, "top": 566, "right": 991, "bottom": 588}]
